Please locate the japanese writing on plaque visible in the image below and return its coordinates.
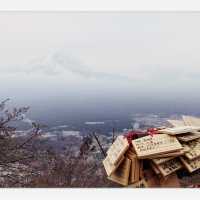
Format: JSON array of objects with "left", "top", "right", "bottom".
[
  {"left": 132, "top": 134, "right": 182, "bottom": 158},
  {"left": 106, "top": 136, "right": 129, "bottom": 165}
]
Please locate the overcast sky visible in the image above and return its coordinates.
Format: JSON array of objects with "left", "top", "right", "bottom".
[{"left": 1, "top": 12, "right": 200, "bottom": 121}]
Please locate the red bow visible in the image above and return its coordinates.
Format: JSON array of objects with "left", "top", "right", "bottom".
[
  {"left": 123, "top": 130, "right": 143, "bottom": 144},
  {"left": 124, "top": 128, "right": 160, "bottom": 144},
  {"left": 146, "top": 128, "right": 159, "bottom": 136}
]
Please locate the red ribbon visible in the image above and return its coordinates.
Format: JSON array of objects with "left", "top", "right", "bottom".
[
  {"left": 123, "top": 130, "right": 143, "bottom": 144},
  {"left": 123, "top": 127, "right": 160, "bottom": 143},
  {"left": 146, "top": 128, "right": 159, "bottom": 136}
]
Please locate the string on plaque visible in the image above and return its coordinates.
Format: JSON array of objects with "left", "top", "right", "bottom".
[
  {"left": 146, "top": 128, "right": 159, "bottom": 136},
  {"left": 123, "top": 130, "right": 143, "bottom": 144}
]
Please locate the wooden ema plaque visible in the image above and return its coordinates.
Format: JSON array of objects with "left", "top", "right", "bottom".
[
  {"left": 184, "top": 139, "right": 200, "bottom": 160},
  {"left": 158, "top": 126, "right": 200, "bottom": 135},
  {"left": 132, "top": 134, "right": 183, "bottom": 159},
  {"left": 148, "top": 150, "right": 184, "bottom": 159},
  {"left": 108, "top": 157, "right": 131, "bottom": 186},
  {"left": 103, "top": 155, "right": 125, "bottom": 176},
  {"left": 167, "top": 120, "right": 186, "bottom": 127},
  {"left": 182, "top": 115, "right": 200, "bottom": 127},
  {"left": 106, "top": 135, "right": 129, "bottom": 165},
  {"left": 126, "top": 151, "right": 140, "bottom": 184},
  {"left": 155, "top": 158, "right": 182, "bottom": 177},
  {"left": 180, "top": 156, "right": 200, "bottom": 173},
  {"left": 150, "top": 144, "right": 190, "bottom": 158},
  {"left": 152, "top": 157, "right": 175, "bottom": 165},
  {"left": 144, "top": 144, "right": 189, "bottom": 159},
  {"left": 176, "top": 132, "right": 200, "bottom": 142}
]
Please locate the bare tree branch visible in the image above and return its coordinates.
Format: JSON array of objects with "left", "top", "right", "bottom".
[{"left": 92, "top": 132, "right": 106, "bottom": 158}]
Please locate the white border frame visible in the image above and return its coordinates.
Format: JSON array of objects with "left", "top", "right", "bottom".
[
  {"left": 0, "top": 0, "right": 200, "bottom": 199},
  {"left": 0, "top": 0, "right": 200, "bottom": 11}
]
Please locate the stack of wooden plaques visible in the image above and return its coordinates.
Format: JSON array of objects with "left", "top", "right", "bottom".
[
  {"left": 103, "top": 115, "right": 200, "bottom": 187},
  {"left": 158, "top": 126, "right": 200, "bottom": 135},
  {"left": 167, "top": 116, "right": 200, "bottom": 174},
  {"left": 103, "top": 135, "right": 143, "bottom": 186},
  {"left": 132, "top": 134, "right": 184, "bottom": 180}
]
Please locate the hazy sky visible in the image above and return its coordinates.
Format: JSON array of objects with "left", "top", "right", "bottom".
[{"left": 1, "top": 12, "right": 200, "bottom": 122}]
